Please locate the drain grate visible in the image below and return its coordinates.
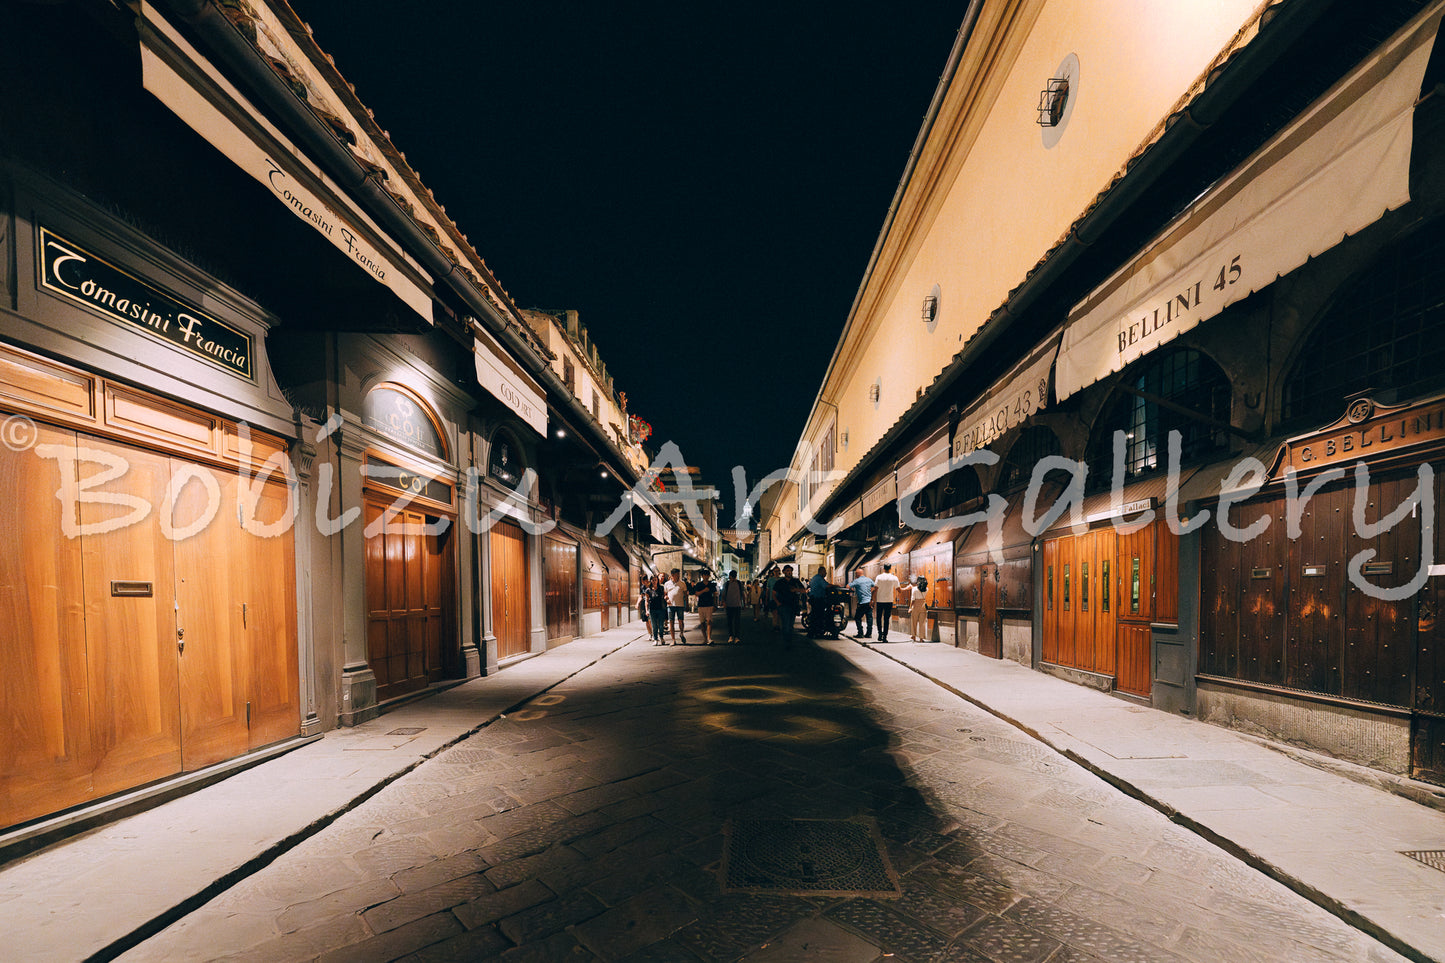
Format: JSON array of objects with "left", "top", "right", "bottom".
[
  {"left": 1402, "top": 850, "right": 1445, "bottom": 873},
  {"left": 721, "top": 817, "right": 901, "bottom": 897},
  {"left": 386, "top": 727, "right": 426, "bottom": 736}
]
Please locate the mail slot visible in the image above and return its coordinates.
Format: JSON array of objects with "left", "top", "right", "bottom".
[
  {"left": 1362, "top": 561, "right": 1394, "bottom": 576},
  {"left": 1302, "top": 565, "right": 1325, "bottom": 577},
  {"left": 1250, "top": 567, "right": 1272, "bottom": 579},
  {"left": 110, "top": 580, "right": 154, "bottom": 597}
]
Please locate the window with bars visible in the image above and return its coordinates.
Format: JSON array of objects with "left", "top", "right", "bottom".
[
  {"left": 1087, "top": 348, "right": 1231, "bottom": 488},
  {"left": 998, "top": 425, "right": 1064, "bottom": 492},
  {"left": 1285, "top": 225, "right": 1445, "bottom": 426}
]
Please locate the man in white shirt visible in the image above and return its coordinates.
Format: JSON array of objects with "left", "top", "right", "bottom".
[
  {"left": 872, "top": 563, "right": 901, "bottom": 642},
  {"left": 666, "top": 569, "right": 689, "bottom": 643}
]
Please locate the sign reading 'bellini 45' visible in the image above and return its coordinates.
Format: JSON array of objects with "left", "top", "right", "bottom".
[{"left": 39, "top": 227, "right": 254, "bottom": 380}]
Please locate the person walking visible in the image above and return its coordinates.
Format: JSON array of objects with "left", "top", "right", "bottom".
[
  {"left": 647, "top": 576, "right": 669, "bottom": 645},
  {"left": 773, "top": 565, "right": 804, "bottom": 646},
  {"left": 637, "top": 579, "right": 651, "bottom": 637},
  {"left": 693, "top": 576, "right": 718, "bottom": 644},
  {"left": 873, "top": 563, "right": 900, "bottom": 642},
  {"left": 665, "top": 569, "right": 688, "bottom": 643},
  {"left": 847, "top": 571, "right": 875, "bottom": 638},
  {"left": 722, "top": 571, "right": 745, "bottom": 643},
  {"left": 908, "top": 575, "right": 929, "bottom": 642},
  {"left": 764, "top": 569, "right": 781, "bottom": 631},
  {"left": 805, "top": 566, "right": 830, "bottom": 636}
]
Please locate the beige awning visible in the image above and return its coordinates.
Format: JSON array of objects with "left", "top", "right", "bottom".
[
  {"left": 952, "top": 332, "right": 1061, "bottom": 459},
  {"left": 1057, "top": 4, "right": 1442, "bottom": 401}
]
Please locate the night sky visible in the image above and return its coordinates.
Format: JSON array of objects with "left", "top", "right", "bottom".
[{"left": 292, "top": 1, "right": 965, "bottom": 526}]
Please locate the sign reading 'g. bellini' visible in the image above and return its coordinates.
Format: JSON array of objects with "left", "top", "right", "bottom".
[{"left": 39, "top": 227, "right": 254, "bottom": 380}]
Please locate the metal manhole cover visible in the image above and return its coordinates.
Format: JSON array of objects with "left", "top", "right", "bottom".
[
  {"left": 1402, "top": 850, "right": 1445, "bottom": 873},
  {"left": 387, "top": 727, "right": 426, "bottom": 735},
  {"left": 721, "top": 817, "right": 901, "bottom": 897}
]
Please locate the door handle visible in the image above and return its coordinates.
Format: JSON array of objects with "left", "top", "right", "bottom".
[{"left": 177, "top": 626, "right": 185, "bottom": 655}]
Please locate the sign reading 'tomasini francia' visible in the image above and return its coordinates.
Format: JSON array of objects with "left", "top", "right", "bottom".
[{"left": 39, "top": 227, "right": 254, "bottom": 381}]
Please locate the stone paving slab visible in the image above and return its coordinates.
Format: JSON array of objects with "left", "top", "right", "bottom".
[
  {"left": 861, "top": 639, "right": 1445, "bottom": 963},
  {"left": 0, "top": 627, "right": 643, "bottom": 962}
]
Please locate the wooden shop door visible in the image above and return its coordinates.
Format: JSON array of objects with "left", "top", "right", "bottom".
[
  {"left": 365, "top": 499, "right": 451, "bottom": 702},
  {"left": 1, "top": 430, "right": 299, "bottom": 828},
  {"left": 490, "top": 519, "right": 531, "bottom": 660}
]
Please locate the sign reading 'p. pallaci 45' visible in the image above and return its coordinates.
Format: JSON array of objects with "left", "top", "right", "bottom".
[{"left": 39, "top": 227, "right": 254, "bottom": 380}]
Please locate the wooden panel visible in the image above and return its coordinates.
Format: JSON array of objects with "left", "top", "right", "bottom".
[
  {"left": 1287, "top": 485, "right": 1345, "bottom": 695},
  {"left": 955, "top": 563, "right": 981, "bottom": 610},
  {"left": 1076, "top": 538, "right": 1096, "bottom": 672},
  {"left": 1092, "top": 529, "right": 1118, "bottom": 677},
  {"left": 544, "top": 536, "right": 578, "bottom": 642},
  {"left": 1058, "top": 538, "right": 1076, "bottom": 668},
  {"left": 1200, "top": 512, "right": 1240, "bottom": 678},
  {"left": 1239, "top": 496, "right": 1287, "bottom": 684},
  {"left": 1116, "top": 525, "right": 1154, "bottom": 623},
  {"left": 491, "top": 521, "right": 531, "bottom": 659},
  {"left": 979, "top": 566, "right": 1000, "bottom": 659},
  {"left": 1155, "top": 523, "right": 1180, "bottom": 623},
  {"left": 104, "top": 383, "right": 217, "bottom": 455},
  {"left": 1041, "top": 540, "right": 1058, "bottom": 665},
  {"left": 0, "top": 424, "right": 95, "bottom": 828},
  {"left": 998, "top": 558, "right": 1032, "bottom": 612},
  {"left": 0, "top": 344, "right": 95, "bottom": 421},
  {"left": 173, "top": 465, "right": 248, "bottom": 771},
  {"left": 1344, "top": 475, "right": 1418, "bottom": 707},
  {"left": 80, "top": 438, "right": 182, "bottom": 798},
  {"left": 1116, "top": 623, "right": 1152, "bottom": 697},
  {"left": 911, "top": 547, "right": 953, "bottom": 609},
  {"left": 242, "top": 478, "right": 300, "bottom": 749}
]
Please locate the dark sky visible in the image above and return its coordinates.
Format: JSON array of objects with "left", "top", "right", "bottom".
[{"left": 292, "top": 1, "right": 965, "bottom": 525}]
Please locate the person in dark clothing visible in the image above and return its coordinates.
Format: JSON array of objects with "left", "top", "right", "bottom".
[
  {"left": 772, "top": 565, "right": 804, "bottom": 646},
  {"left": 646, "top": 576, "right": 669, "bottom": 644}
]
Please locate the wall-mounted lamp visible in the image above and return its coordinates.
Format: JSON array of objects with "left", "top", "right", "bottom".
[
  {"left": 868, "top": 382, "right": 881, "bottom": 405},
  {"left": 921, "top": 295, "right": 938, "bottom": 324},
  {"left": 555, "top": 428, "right": 566, "bottom": 438},
  {"left": 1038, "top": 77, "right": 1070, "bottom": 127}
]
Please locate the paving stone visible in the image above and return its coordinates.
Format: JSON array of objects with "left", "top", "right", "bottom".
[
  {"left": 452, "top": 879, "right": 556, "bottom": 930},
  {"left": 398, "top": 924, "right": 510, "bottom": 962},
  {"left": 892, "top": 877, "right": 990, "bottom": 938},
  {"left": 954, "top": 915, "right": 1059, "bottom": 963},
  {"left": 276, "top": 877, "right": 402, "bottom": 934},
  {"left": 825, "top": 899, "right": 950, "bottom": 960},
  {"left": 363, "top": 874, "right": 498, "bottom": 934},
  {"left": 1004, "top": 898, "right": 1190, "bottom": 963},
  {"left": 393, "top": 851, "right": 492, "bottom": 895},
  {"left": 499, "top": 890, "right": 607, "bottom": 944},
  {"left": 315, "top": 910, "right": 463, "bottom": 963},
  {"left": 485, "top": 843, "right": 588, "bottom": 890},
  {"left": 583, "top": 852, "right": 717, "bottom": 907},
  {"left": 737, "top": 916, "right": 881, "bottom": 962},
  {"left": 674, "top": 894, "right": 816, "bottom": 960},
  {"left": 572, "top": 886, "right": 698, "bottom": 961},
  {"left": 906, "top": 861, "right": 1022, "bottom": 916},
  {"left": 495, "top": 929, "right": 597, "bottom": 962}
]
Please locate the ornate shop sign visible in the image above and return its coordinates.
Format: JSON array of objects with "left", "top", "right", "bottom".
[
  {"left": 1270, "top": 395, "right": 1445, "bottom": 477},
  {"left": 39, "top": 227, "right": 253, "bottom": 380}
]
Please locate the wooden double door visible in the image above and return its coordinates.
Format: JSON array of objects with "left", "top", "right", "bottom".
[
  {"left": 543, "top": 535, "right": 578, "bottom": 643},
  {"left": 1043, "top": 520, "right": 1176, "bottom": 698},
  {"left": 2, "top": 427, "right": 298, "bottom": 829},
  {"left": 489, "top": 519, "right": 531, "bottom": 660},
  {"left": 364, "top": 497, "right": 454, "bottom": 702}
]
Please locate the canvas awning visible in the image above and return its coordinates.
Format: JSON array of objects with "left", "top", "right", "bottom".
[
  {"left": 1057, "top": 5, "right": 1442, "bottom": 401},
  {"left": 138, "top": 4, "right": 435, "bottom": 324},
  {"left": 952, "top": 333, "right": 1061, "bottom": 458}
]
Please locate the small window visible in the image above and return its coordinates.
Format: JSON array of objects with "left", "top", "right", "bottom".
[
  {"left": 1081, "top": 562, "right": 1089, "bottom": 613},
  {"left": 1047, "top": 565, "right": 1054, "bottom": 611},
  {"left": 1130, "top": 557, "right": 1141, "bottom": 613},
  {"left": 1101, "top": 559, "right": 1110, "bottom": 613},
  {"left": 1063, "top": 564, "right": 1071, "bottom": 612}
]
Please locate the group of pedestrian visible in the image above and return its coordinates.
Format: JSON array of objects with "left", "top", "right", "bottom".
[
  {"left": 637, "top": 569, "right": 748, "bottom": 645},
  {"left": 846, "top": 563, "right": 930, "bottom": 642}
]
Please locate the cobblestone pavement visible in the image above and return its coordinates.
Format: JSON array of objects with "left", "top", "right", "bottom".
[{"left": 124, "top": 617, "right": 1409, "bottom": 963}]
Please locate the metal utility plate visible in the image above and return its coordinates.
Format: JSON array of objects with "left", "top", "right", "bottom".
[{"left": 721, "top": 817, "right": 901, "bottom": 897}]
